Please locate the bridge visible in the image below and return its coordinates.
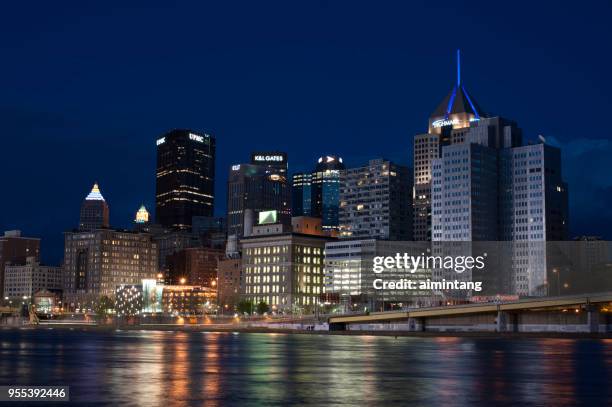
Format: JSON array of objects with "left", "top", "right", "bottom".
[{"left": 329, "top": 293, "right": 612, "bottom": 333}]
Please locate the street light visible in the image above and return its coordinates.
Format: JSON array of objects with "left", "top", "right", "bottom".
[{"left": 180, "top": 277, "right": 186, "bottom": 285}]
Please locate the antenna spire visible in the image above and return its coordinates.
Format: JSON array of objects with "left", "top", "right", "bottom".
[{"left": 456, "top": 49, "right": 461, "bottom": 86}]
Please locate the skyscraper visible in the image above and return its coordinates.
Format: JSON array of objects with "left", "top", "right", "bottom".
[
  {"left": 423, "top": 52, "right": 569, "bottom": 297},
  {"left": 339, "top": 159, "right": 413, "bottom": 240},
  {"left": 226, "top": 163, "right": 291, "bottom": 238},
  {"left": 499, "top": 143, "right": 569, "bottom": 296},
  {"left": 292, "top": 156, "right": 345, "bottom": 230},
  {"left": 79, "top": 183, "right": 110, "bottom": 231},
  {"left": 155, "top": 129, "right": 215, "bottom": 230},
  {"left": 413, "top": 51, "right": 495, "bottom": 241},
  {"left": 312, "top": 156, "right": 345, "bottom": 230}
]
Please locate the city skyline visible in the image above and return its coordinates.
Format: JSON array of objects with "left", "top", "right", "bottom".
[{"left": 2, "top": 2, "right": 612, "bottom": 265}]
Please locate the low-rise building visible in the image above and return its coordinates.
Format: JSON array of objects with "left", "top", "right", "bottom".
[
  {"left": 3, "top": 257, "right": 62, "bottom": 300},
  {"left": 162, "top": 285, "right": 216, "bottom": 316},
  {"left": 0, "top": 230, "right": 40, "bottom": 299}
]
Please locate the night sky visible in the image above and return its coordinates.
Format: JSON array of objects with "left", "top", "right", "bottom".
[{"left": 1, "top": 1, "right": 611, "bottom": 265}]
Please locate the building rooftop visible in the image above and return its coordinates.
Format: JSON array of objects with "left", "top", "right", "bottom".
[
  {"left": 430, "top": 50, "right": 484, "bottom": 120},
  {"left": 85, "top": 183, "right": 106, "bottom": 201}
]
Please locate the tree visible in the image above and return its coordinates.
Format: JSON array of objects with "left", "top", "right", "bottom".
[
  {"left": 256, "top": 301, "right": 269, "bottom": 315},
  {"left": 237, "top": 300, "right": 254, "bottom": 315},
  {"left": 94, "top": 296, "right": 114, "bottom": 322}
]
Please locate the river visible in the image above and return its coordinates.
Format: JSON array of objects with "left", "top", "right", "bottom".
[{"left": 1, "top": 329, "right": 611, "bottom": 405}]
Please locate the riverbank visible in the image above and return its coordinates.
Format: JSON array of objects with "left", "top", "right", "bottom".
[{"left": 4, "top": 323, "right": 612, "bottom": 339}]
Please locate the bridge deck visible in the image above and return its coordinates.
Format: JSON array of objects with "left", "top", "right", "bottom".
[{"left": 329, "top": 293, "right": 612, "bottom": 324}]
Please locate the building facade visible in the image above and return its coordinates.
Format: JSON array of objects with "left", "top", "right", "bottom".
[
  {"left": 217, "top": 258, "right": 241, "bottom": 309},
  {"left": 240, "top": 230, "right": 332, "bottom": 312},
  {"left": 339, "top": 159, "right": 413, "bottom": 240},
  {"left": 499, "top": 143, "right": 569, "bottom": 296},
  {"left": 0, "top": 230, "right": 40, "bottom": 296},
  {"left": 3, "top": 257, "right": 62, "bottom": 300},
  {"left": 166, "top": 247, "right": 224, "bottom": 287},
  {"left": 430, "top": 142, "right": 499, "bottom": 241},
  {"left": 291, "top": 172, "right": 312, "bottom": 217},
  {"left": 63, "top": 229, "right": 158, "bottom": 305},
  {"left": 162, "top": 285, "right": 216, "bottom": 316},
  {"left": 155, "top": 129, "right": 216, "bottom": 230}
]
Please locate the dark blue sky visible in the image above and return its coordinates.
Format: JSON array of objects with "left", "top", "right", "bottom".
[{"left": 1, "top": 1, "right": 611, "bottom": 264}]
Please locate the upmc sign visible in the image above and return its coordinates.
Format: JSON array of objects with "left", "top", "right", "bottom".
[{"left": 251, "top": 152, "right": 287, "bottom": 164}]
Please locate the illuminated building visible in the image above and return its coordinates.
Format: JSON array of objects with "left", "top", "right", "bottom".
[
  {"left": 33, "top": 290, "right": 61, "bottom": 314},
  {"left": 162, "top": 285, "right": 216, "bottom": 316},
  {"left": 428, "top": 126, "right": 568, "bottom": 297},
  {"left": 291, "top": 155, "right": 345, "bottom": 230},
  {"left": 311, "top": 156, "right": 345, "bottom": 230},
  {"left": 79, "top": 183, "right": 110, "bottom": 231},
  {"left": 63, "top": 229, "right": 158, "bottom": 305},
  {"left": 115, "top": 284, "right": 143, "bottom": 317},
  {"left": 217, "top": 258, "right": 241, "bottom": 309},
  {"left": 0, "top": 230, "right": 40, "bottom": 296},
  {"left": 339, "top": 159, "right": 412, "bottom": 240},
  {"left": 134, "top": 204, "right": 150, "bottom": 224},
  {"left": 115, "top": 279, "right": 164, "bottom": 316},
  {"left": 250, "top": 151, "right": 288, "bottom": 176},
  {"left": 166, "top": 246, "right": 224, "bottom": 287},
  {"left": 240, "top": 224, "right": 334, "bottom": 312},
  {"left": 3, "top": 257, "right": 62, "bottom": 300},
  {"left": 226, "top": 163, "right": 291, "bottom": 239},
  {"left": 498, "top": 143, "right": 569, "bottom": 296},
  {"left": 155, "top": 129, "right": 216, "bottom": 230},
  {"left": 419, "top": 53, "right": 569, "bottom": 297}
]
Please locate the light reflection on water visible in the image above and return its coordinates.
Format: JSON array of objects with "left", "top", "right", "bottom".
[{"left": 0, "top": 329, "right": 611, "bottom": 406}]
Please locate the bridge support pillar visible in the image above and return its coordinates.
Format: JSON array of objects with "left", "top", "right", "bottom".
[
  {"left": 496, "top": 311, "right": 517, "bottom": 332},
  {"left": 587, "top": 305, "right": 600, "bottom": 333},
  {"left": 407, "top": 317, "right": 425, "bottom": 332},
  {"left": 329, "top": 322, "right": 346, "bottom": 331}
]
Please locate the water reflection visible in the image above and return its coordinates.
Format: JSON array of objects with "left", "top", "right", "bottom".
[{"left": 0, "top": 329, "right": 611, "bottom": 406}]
